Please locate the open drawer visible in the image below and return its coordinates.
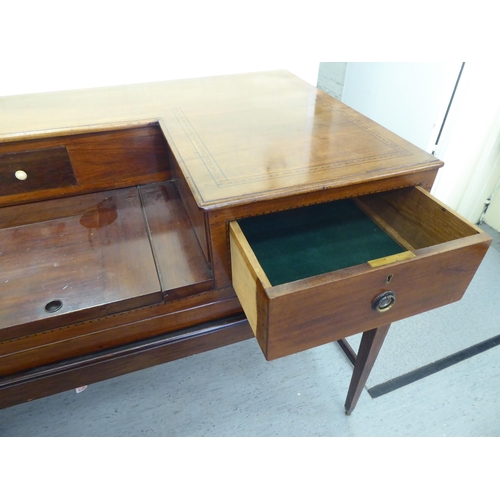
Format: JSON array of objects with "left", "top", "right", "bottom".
[{"left": 230, "top": 186, "right": 492, "bottom": 360}]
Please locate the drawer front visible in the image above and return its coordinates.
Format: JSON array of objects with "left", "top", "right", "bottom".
[
  {"left": 0, "top": 146, "right": 78, "bottom": 196},
  {"left": 230, "top": 187, "right": 492, "bottom": 360}
]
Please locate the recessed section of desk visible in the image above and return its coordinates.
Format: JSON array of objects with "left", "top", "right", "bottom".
[
  {"left": 140, "top": 182, "right": 213, "bottom": 298},
  {"left": 0, "top": 181, "right": 212, "bottom": 340},
  {"left": 0, "top": 124, "right": 171, "bottom": 208}
]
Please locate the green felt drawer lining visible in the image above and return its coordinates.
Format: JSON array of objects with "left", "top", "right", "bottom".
[{"left": 238, "top": 198, "right": 405, "bottom": 286}]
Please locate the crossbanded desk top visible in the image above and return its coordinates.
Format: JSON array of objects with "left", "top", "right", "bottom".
[{"left": 0, "top": 70, "right": 442, "bottom": 210}]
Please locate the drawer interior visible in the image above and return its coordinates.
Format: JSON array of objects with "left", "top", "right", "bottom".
[
  {"left": 236, "top": 187, "right": 480, "bottom": 287},
  {"left": 238, "top": 198, "right": 405, "bottom": 286},
  {"left": 355, "top": 187, "right": 479, "bottom": 251}
]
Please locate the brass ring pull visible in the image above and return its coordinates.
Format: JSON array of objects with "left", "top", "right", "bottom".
[{"left": 372, "top": 291, "right": 396, "bottom": 312}]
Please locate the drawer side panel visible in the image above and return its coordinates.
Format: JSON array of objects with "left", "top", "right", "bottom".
[
  {"left": 356, "top": 187, "right": 479, "bottom": 250},
  {"left": 230, "top": 221, "right": 270, "bottom": 353}
]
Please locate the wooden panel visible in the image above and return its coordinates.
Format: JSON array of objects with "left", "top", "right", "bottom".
[
  {"left": 230, "top": 221, "right": 270, "bottom": 334},
  {"left": 134, "top": 89, "right": 443, "bottom": 210},
  {"left": 69, "top": 126, "right": 170, "bottom": 186},
  {"left": 0, "top": 146, "right": 77, "bottom": 196},
  {"left": 0, "top": 296, "right": 242, "bottom": 377},
  {"left": 0, "top": 190, "right": 115, "bottom": 229},
  {"left": 0, "top": 286, "right": 238, "bottom": 370},
  {"left": 356, "top": 186, "right": 479, "bottom": 250},
  {"left": 139, "top": 181, "right": 213, "bottom": 298},
  {"left": 0, "top": 187, "right": 162, "bottom": 339},
  {"left": 0, "top": 315, "right": 253, "bottom": 410},
  {"left": 168, "top": 139, "right": 209, "bottom": 260}
]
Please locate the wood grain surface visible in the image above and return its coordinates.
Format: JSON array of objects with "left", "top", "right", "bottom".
[
  {"left": 0, "top": 146, "right": 77, "bottom": 196},
  {"left": 0, "top": 125, "right": 171, "bottom": 207},
  {"left": 0, "top": 188, "right": 162, "bottom": 339},
  {"left": 0, "top": 71, "right": 443, "bottom": 210},
  {"left": 139, "top": 181, "right": 213, "bottom": 298}
]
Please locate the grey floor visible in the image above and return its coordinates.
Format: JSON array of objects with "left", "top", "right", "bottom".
[{"left": 1, "top": 226, "right": 499, "bottom": 437}]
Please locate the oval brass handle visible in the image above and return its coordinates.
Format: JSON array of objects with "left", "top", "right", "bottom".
[{"left": 372, "top": 291, "right": 396, "bottom": 312}]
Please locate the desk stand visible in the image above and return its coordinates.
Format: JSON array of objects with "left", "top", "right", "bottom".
[{"left": 339, "top": 325, "right": 391, "bottom": 415}]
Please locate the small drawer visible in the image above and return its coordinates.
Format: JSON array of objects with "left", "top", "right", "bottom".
[
  {"left": 230, "top": 186, "right": 491, "bottom": 360},
  {"left": 0, "top": 146, "right": 78, "bottom": 196}
]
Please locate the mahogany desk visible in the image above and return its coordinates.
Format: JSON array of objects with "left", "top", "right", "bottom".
[{"left": 0, "top": 71, "right": 491, "bottom": 414}]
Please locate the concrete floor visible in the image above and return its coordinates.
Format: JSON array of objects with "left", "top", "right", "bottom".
[
  {"left": 1, "top": 226, "right": 499, "bottom": 437},
  {"left": 1, "top": 333, "right": 499, "bottom": 437}
]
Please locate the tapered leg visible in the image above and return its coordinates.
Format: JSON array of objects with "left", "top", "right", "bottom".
[{"left": 344, "top": 324, "right": 390, "bottom": 415}]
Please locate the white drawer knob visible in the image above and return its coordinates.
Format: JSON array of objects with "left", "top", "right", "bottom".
[{"left": 15, "top": 170, "right": 28, "bottom": 181}]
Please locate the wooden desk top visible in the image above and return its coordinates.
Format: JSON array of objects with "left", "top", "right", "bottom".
[{"left": 0, "top": 70, "right": 442, "bottom": 210}]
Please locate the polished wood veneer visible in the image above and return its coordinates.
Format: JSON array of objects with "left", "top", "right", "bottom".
[
  {"left": 0, "top": 188, "right": 162, "bottom": 339},
  {"left": 0, "top": 124, "right": 170, "bottom": 207},
  {"left": 0, "top": 71, "right": 491, "bottom": 414},
  {"left": 139, "top": 182, "right": 213, "bottom": 297}
]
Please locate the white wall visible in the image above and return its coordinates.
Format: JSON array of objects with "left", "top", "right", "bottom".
[
  {"left": 483, "top": 147, "right": 500, "bottom": 231},
  {"left": 326, "top": 62, "right": 500, "bottom": 223},
  {"left": 0, "top": 58, "right": 319, "bottom": 97},
  {"left": 431, "top": 63, "right": 500, "bottom": 222},
  {"left": 340, "top": 62, "right": 462, "bottom": 152},
  {"left": 317, "top": 63, "right": 348, "bottom": 99}
]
